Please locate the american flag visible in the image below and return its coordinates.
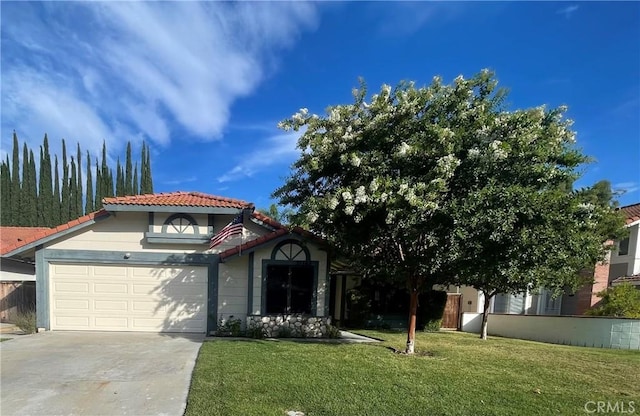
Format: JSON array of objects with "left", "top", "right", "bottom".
[{"left": 209, "top": 213, "right": 244, "bottom": 249}]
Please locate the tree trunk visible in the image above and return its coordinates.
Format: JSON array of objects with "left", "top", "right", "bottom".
[
  {"left": 405, "top": 288, "right": 419, "bottom": 354},
  {"left": 480, "top": 293, "right": 492, "bottom": 340}
]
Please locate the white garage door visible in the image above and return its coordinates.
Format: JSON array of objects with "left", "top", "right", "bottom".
[{"left": 50, "top": 263, "right": 207, "bottom": 333}]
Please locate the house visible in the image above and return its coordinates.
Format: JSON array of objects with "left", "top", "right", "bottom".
[
  {"left": 0, "top": 226, "right": 50, "bottom": 322},
  {"left": 0, "top": 192, "right": 332, "bottom": 335},
  {"left": 459, "top": 202, "right": 640, "bottom": 317}
]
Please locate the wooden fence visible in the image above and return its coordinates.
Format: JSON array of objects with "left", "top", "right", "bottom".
[{"left": 0, "top": 281, "right": 36, "bottom": 323}]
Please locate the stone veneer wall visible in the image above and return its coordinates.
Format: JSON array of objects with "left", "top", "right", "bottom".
[{"left": 247, "top": 315, "right": 331, "bottom": 338}]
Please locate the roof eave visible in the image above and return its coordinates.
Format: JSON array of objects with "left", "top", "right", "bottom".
[{"left": 103, "top": 204, "right": 248, "bottom": 214}]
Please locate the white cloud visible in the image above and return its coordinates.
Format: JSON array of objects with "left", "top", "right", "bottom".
[
  {"left": 217, "top": 130, "right": 302, "bottom": 183},
  {"left": 557, "top": 5, "right": 579, "bottom": 19},
  {"left": 614, "top": 182, "right": 639, "bottom": 195},
  {"left": 163, "top": 176, "right": 198, "bottom": 186},
  {"left": 1, "top": 2, "right": 318, "bottom": 154}
]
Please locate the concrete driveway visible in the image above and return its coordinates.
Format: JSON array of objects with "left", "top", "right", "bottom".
[{"left": 1, "top": 331, "right": 203, "bottom": 416}]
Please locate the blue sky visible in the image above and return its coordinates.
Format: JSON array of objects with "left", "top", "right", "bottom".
[{"left": 1, "top": 1, "right": 639, "bottom": 209}]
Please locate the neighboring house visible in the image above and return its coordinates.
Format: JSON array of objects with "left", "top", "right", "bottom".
[
  {"left": 0, "top": 192, "right": 331, "bottom": 334},
  {"left": 0, "top": 226, "right": 50, "bottom": 322},
  {"left": 458, "top": 202, "right": 640, "bottom": 317}
]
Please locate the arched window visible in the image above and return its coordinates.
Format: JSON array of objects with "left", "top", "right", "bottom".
[{"left": 162, "top": 213, "right": 200, "bottom": 235}]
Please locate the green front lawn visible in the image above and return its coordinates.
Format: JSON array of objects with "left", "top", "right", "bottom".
[{"left": 186, "top": 331, "right": 639, "bottom": 416}]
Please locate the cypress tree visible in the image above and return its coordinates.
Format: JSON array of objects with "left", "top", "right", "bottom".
[
  {"left": 100, "top": 141, "right": 112, "bottom": 198},
  {"left": 132, "top": 162, "right": 139, "bottom": 195},
  {"left": 11, "top": 131, "right": 20, "bottom": 225},
  {"left": 125, "top": 142, "right": 133, "bottom": 195},
  {"left": 115, "top": 158, "right": 124, "bottom": 197},
  {"left": 106, "top": 167, "right": 114, "bottom": 198},
  {"left": 76, "top": 143, "right": 83, "bottom": 216},
  {"left": 38, "top": 134, "right": 53, "bottom": 226},
  {"left": 19, "top": 143, "right": 30, "bottom": 226},
  {"left": 85, "top": 151, "right": 94, "bottom": 214},
  {"left": 61, "top": 139, "right": 70, "bottom": 223},
  {"left": 95, "top": 157, "right": 103, "bottom": 209},
  {"left": 1, "top": 157, "right": 11, "bottom": 225},
  {"left": 69, "top": 157, "right": 78, "bottom": 220},
  {"left": 53, "top": 156, "right": 61, "bottom": 226},
  {"left": 27, "top": 150, "right": 38, "bottom": 226},
  {"left": 146, "top": 143, "right": 153, "bottom": 193}
]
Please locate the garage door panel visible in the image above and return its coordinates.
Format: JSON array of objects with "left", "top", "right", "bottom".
[
  {"left": 94, "top": 300, "right": 128, "bottom": 311},
  {"left": 50, "top": 264, "right": 207, "bottom": 333},
  {"left": 93, "top": 266, "right": 127, "bottom": 277},
  {"left": 55, "top": 299, "right": 90, "bottom": 310},
  {"left": 55, "top": 316, "right": 90, "bottom": 327},
  {"left": 95, "top": 317, "right": 128, "bottom": 328},
  {"left": 54, "top": 282, "right": 90, "bottom": 293}
]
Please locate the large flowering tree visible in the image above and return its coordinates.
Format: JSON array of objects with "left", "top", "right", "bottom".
[{"left": 274, "top": 70, "right": 624, "bottom": 350}]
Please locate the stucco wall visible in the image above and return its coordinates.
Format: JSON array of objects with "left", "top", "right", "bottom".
[
  {"left": 610, "top": 223, "right": 639, "bottom": 276},
  {"left": 217, "top": 256, "right": 249, "bottom": 322},
  {"left": 461, "top": 312, "right": 640, "bottom": 350},
  {"left": 48, "top": 213, "right": 202, "bottom": 253}
]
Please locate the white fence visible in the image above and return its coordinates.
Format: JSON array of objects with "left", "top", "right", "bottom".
[{"left": 461, "top": 312, "right": 640, "bottom": 350}]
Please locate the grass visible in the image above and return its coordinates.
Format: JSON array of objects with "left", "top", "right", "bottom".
[
  {"left": 185, "top": 330, "right": 640, "bottom": 416},
  {"left": 0, "top": 338, "right": 10, "bottom": 342}
]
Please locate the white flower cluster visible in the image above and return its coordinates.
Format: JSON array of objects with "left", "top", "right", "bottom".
[
  {"left": 307, "top": 211, "right": 319, "bottom": 224},
  {"left": 350, "top": 154, "right": 362, "bottom": 167},
  {"left": 436, "top": 154, "right": 460, "bottom": 176},
  {"left": 397, "top": 141, "right": 411, "bottom": 156},
  {"left": 489, "top": 140, "right": 508, "bottom": 160},
  {"left": 354, "top": 186, "right": 368, "bottom": 204}
]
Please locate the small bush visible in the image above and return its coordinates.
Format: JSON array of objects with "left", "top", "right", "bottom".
[
  {"left": 247, "top": 325, "right": 265, "bottom": 339},
  {"left": 14, "top": 309, "right": 37, "bottom": 334},
  {"left": 326, "top": 324, "right": 341, "bottom": 339},
  {"left": 423, "top": 319, "right": 442, "bottom": 332},
  {"left": 587, "top": 283, "right": 640, "bottom": 318},
  {"left": 215, "top": 315, "right": 243, "bottom": 336}
]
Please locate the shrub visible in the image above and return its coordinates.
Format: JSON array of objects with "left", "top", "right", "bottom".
[
  {"left": 14, "top": 309, "right": 37, "bottom": 334},
  {"left": 215, "top": 315, "right": 243, "bottom": 336},
  {"left": 587, "top": 283, "right": 640, "bottom": 318},
  {"left": 326, "top": 324, "right": 341, "bottom": 339},
  {"left": 247, "top": 325, "right": 265, "bottom": 339},
  {"left": 418, "top": 290, "right": 448, "bottom": 330},
  {"left": 423, "top": 319, "right": 442, "bottom": 332}
]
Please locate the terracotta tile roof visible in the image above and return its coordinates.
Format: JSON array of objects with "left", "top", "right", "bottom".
[
  {"left": 219, "top": 212, "right": 325, "bottom": 260},
  {"left": 103, "top": 192, "right": 252, "bottom": 209},
  {"left": 1, "top": 226, "right": 51, "bottom": 250},
  {"left": 1, "top": 210, "right": 110, "bottom": 256},
  {"left": 620, "top": 202, "right": 640, "bottom": 224}
]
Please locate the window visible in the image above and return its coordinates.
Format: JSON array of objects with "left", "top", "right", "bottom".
[
  {"left": 265, "top": 265, "right": 314, "bottom": 314},
  {"left": 618, "top": 238, "right": 630, "bottom": 256}
]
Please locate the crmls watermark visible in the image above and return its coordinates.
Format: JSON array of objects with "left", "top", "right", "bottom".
[{"left": 585, "top": 401, "right": 635, "bottom": 414}]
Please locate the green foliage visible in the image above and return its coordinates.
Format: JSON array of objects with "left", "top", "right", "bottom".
[
  {"left": 418, "top": 290, "right": 447, "bottom": 330},
  {"left": 325, "top": 324, "right": 341, "bottom": 338},
  {"left": 246, "top": 325, "right": 265, "bottom": 339},
  {"left": 587, "top": 284, "right": 640, "bottom": 318},
  {"left": 85, "top": 151, "right": 93, "bottom": 214},
  {"left": 1, "top": 133, "right": 153, "bottom": 226},
  {"left": 38, "top": 134, "right": 53, "bottom": 227},
  {"left": 256, "top": 203, "right": 293, "bottom": 224},
  {"left": 274, "top": 70, "right": 626, "bottom": 342},
  {"left": 423, "top": 319, "right": 443, "bottom": 332},
  {"left": 125, "top": 142, "right": 133, "bottom": 195},
  {"left": 52, "top": 156, "right": 61, "bottom": 225},
  {"left": 345, "top": 287, "right": 372, "bottom": 328},
  {"left": 216, "top": 315, "right": 243, "bottom": 337},
  {"left": 14, "top": 309, "right": 37, "bottom": 334}
]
